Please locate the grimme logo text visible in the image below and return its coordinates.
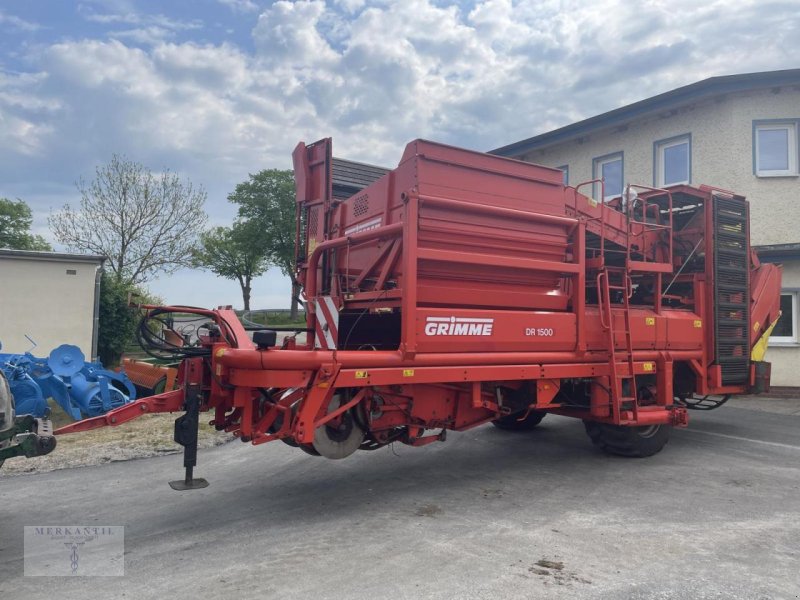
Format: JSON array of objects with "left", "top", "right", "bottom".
[{"left": 424, "top": 317, "right": 494, "bottom": 336}]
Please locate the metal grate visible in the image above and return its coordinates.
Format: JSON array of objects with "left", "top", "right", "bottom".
[
  {"left": 713, "top": 195, "right": 749, "bottom": 385},
  {"left": 308, "top": 207, "right": 319, "bottom": 236},
  {"left": 353, "top": 194, "right": 369, "bottom": 217}
]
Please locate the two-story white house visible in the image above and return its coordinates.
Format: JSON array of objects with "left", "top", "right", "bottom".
[{"left": 492, "top": 69, "right": 800, "bottom": 387}]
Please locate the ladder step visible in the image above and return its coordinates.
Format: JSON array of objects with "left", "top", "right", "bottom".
[
  {"left": 627, "top": 260, "right": 673, "bottom": 273},
  {"left": 587, "top": 257, "right": 605, "bottom": 269}
]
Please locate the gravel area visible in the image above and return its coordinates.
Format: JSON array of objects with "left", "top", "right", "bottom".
[{"left": 0, "top": 411, "right": 232, "bottom": 476}]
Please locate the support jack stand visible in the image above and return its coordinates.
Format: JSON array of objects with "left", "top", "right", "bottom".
[{"left": 168, "top": 372, "right": 209, "bottom": 490}]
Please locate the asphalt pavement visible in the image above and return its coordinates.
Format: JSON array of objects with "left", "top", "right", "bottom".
[{"left": 1, "top": 397, "right": 799, "bottom": 599}]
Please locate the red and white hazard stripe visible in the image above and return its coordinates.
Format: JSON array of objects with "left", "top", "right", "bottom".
[{"left": 314, "top": 296, "right": 339, "bottom": 349}]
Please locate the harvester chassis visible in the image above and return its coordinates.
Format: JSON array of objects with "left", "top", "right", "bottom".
[{"left": 52, "top": 137, "right": 781, "bottom": 488}]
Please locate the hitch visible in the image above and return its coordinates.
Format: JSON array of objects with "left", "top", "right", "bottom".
[
  {"left": 0, "top": 415, "right": 57, "bottom": 467},
  {"left": 168, "top": 358, "right": 209, "bottom": 490}
]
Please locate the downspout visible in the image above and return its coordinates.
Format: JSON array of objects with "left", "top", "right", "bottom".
[{"left": 91, "top": 262, "right": 104, "bottom": 362}]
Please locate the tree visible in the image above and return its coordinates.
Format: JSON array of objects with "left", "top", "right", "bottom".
[
  {"left": 97, "top": 271, "right": 139, "bottom": 367},
  {"left": 192, "top": 222, "right": 270, "bottom": 311},
  {"left": 228, "top": 169, "right": 301, "bottom": 318},
  {"left": 0, "top": 198, "right": 52, "bottom": 251},
  {"left": 49, "top": 154, "right": 208, "bottom": 285}
]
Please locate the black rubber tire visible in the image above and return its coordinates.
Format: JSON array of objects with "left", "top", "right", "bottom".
[
  {"left": 298, "top": 443, "right": 320, "bottom": 456},
  {"left": 0, "top": 371, "right": 14, "bottom": 470},
  {"left": 583, "top": 421, "right": 670, "bottom": 457},
  {"left": 492, "top": 410, "right": 547, "bottom": 431}
]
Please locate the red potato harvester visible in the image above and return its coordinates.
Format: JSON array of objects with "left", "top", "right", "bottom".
[{"left": 56, "top": 139, "right": 782, "bottom": 490}]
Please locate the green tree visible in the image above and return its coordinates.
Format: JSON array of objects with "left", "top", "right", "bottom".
[
  {"left": 192, "top": 222, "right": 270, "bottom": 311},
  {"left": 228, "top": 169, "right": 301, "bottom": 318},
  {"left": 97, "top": 271, "right": 139, "bottom": 367},
  {"left": 0, "top": 198, "right": 52, "bottom": 251},
  {"left": 49, "top": 154, "right": 208, "bottom": 285}
]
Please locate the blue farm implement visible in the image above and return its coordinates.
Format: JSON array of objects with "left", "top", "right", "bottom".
[{"left": 0, "top": 343, "right": 136, "bottom": 421}]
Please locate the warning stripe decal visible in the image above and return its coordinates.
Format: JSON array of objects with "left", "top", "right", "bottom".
[{"left": 314, "top": 296, "right": 338, "bottom": 349}]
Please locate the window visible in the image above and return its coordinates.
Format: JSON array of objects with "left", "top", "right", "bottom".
[
  {"left": 655, "top": 134, "right": 690, "bottom": 186},
  {"left": 593, "top": 152, "right": 623, "bottom": 201},
  {"left": 770, "top": 292, "right": 798, "bottom": 345},
  {"left": 754, "top": 121, "right": 798, "bottom": 177},
  {"left": 556, "top": 165, "right": 569, "bottom": 185}
]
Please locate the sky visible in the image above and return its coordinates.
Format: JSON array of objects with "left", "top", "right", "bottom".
[{"left": 1, "top": 0, "right": 798, "bottom": 308}]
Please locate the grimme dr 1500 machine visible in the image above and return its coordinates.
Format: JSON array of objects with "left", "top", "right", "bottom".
[{"left": 55, "top": 138, "right": 781, "bottom": 489}]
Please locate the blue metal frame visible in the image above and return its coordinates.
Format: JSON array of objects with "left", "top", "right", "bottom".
[{"left": 652, "top": 133, "right": 692, "bottom": 186}]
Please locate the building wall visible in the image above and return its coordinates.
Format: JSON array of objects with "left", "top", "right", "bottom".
[
  {"left": 515, "top": 85, "right": 800, "bottom": 385},
  {"left": 519, "top": 87, "right": 799, "bottom": 246},
  {"left": 769, "top": 260, "right": 800, "bottom": 386},
  {"left": 0, "top": 257, "right": 100, "bottom": 358}
]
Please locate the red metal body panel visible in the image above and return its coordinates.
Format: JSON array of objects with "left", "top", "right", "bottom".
[{"left": 57, "top": 139, "right": 783, "bottom": 465}]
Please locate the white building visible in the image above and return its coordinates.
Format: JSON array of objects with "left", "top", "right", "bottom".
[
  {"left": 492, "top": 69, "right": 800, "bottom": 387},
  {"left": 0, "top": 250, "right": 104, "bottom": 359}
]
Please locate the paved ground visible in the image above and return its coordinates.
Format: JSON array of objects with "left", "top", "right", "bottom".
[{"left": 1, "top": 397, "right": 799, "bottom": 599}]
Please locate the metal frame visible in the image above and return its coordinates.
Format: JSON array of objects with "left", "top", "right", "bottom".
[{"left": 55, "top": 139, "right": 783, "bottom": 471}]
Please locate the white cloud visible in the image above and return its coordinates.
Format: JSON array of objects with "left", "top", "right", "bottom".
[
  {"left": 0, "top": 9, "right": 42, "bottom": 32},
  {"left": 218, "top": 0, "right": 260, "bottom": 13},
  {"left": 110, "top": 26, "right": 175, "bottom": 45},
  {"left": 332, "top": 0, "right": 366, "bottom": 14},
  {"left": 253, "top": 1, "right": 339, "bottom": 67},
  {"left": 80, "top": 7, "right": 202, "bottom": 32},
  {"left": 1, "top": 0, "right": 799, "bottom": 307}
]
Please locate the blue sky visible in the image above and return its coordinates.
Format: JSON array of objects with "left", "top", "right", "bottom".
[{"left": 1, "top": 0, "right": 798, "bottom": 308}]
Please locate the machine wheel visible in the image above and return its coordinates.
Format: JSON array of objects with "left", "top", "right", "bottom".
[
  {"left": 0, "top": 371, "right": 15, "bottom": 470},
  {"left": 492, "top": 409, "right": 547, "bottom": 431},
  {"left": 583, "top": 421, "right": 670, "bottom": 457},
  {"left": 311, "top": 393, "right": 365, "bottom": 459}
]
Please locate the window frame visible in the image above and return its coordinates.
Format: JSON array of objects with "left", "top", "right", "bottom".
[
  {"left": 770, "top": 290, "right": 798, "bottom": 345},
  {"left": 556, "top": 164, "right": 569, "bottom": 185},
  {"left": 653, "top": 133, "right": 691, "bottom": 187},
  {"left": 592, "top": 151, "right": 624, "bottom": 201},
  {"left": 753, "top": 120, "right": 799, "bottom": 177}
]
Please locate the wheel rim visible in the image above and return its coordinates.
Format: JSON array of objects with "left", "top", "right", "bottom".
[
  {"left": 312, "top": 394, "right": 365, "bottom": 459},
  {"left": 636, "top": 425, "right": 660, "bottom": 438}
]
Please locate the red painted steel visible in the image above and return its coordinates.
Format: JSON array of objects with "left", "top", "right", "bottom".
[{"left": 56, "top": 138, "right": 782, "bottom": 464}]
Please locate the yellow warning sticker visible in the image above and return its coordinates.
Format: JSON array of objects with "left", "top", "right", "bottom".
[
  {"left": 643, "top": 362, "right": 655, "bottom": 372},
  {"left": 307, "top": 238, "right": 318, "bottom": 257},
  {"left": 645, "top": 317, "right": 655, "bottom": 326},
  {"left": 753, "top": 321, "right": 760, "bottom": 332},
  {"left": 215, "top": 348, "right": 226, "bottom": 358},
  {"left": 403, "top": 369, "right": 415, "bottom": 377},
  {"left": 693, "top": 320, "right": 702, "bottom": 328},
  {"left": 588, "top": 198, "right": 598, "bottom": 207},
  {"left": 355, "top": 370, "right": 369, "bottom": 379}
]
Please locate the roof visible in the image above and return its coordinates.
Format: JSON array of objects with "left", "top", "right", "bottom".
[
  {"left": 753, "top": 243, "right": 800, "bottom": 261},
  {"left": 491, "top": 69, "right": 800, "bottom": 158},
  {"left": 0, "top": 248, "right": 105, "bottom": 264},
  {"left": 331, "top": 157, "right": 390, "bottom": 201}
]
